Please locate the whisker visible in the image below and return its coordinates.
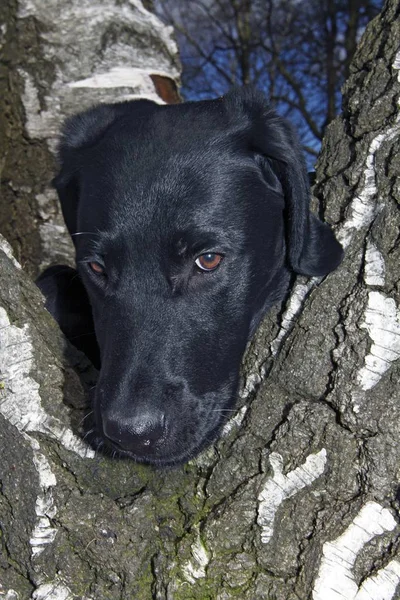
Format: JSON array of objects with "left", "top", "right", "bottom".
[
  {"left": 68, "top": 273, "right": 80, "bottom": 285},
  {"left": 78, "top": 410, "right": 94, "bottom": 428},
  {"left": 82, "top": 427, "right": 95, "bottom": 442},
  {"left": 69, "top": 331, "right": 96, "bottom": 340},
  {"left": 71, "top": 232, "right": 100, "bottom": 237}
]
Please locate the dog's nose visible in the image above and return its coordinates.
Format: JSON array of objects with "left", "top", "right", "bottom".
[{"left": 102, "top": 409, "right": 166, "bottom": 453}]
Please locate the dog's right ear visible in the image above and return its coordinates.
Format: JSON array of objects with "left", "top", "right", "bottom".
[{"left": 53, "top": 101, "right": 156, "bottom": 237}]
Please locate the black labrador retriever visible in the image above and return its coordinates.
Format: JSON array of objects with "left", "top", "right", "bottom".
[{"left": 37, "top": 87, "right": 343, "bottom": 466}]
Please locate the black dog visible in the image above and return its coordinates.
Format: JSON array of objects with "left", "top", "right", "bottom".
[{"left": 37, "top": 88, "right": 343, "bottom": 466}]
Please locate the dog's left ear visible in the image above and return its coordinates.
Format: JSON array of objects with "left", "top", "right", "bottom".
[
  {"left": 224, "top": 87, "right": 343, "bottom": 277},
  {"left": 53, "top": 100, "right": 157, "bottom": 237}
]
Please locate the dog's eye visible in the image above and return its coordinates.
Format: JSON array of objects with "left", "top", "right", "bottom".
[
  {"left": 195, "top": 253, "right": 223, "bottom": 272},
  {"left": 89, "top": 261, "right": 105, "bottom": 275}
]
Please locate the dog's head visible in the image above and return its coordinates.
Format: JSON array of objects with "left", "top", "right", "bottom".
[{"left": 54, "top": 88, "right": 343, "bottom": 466}]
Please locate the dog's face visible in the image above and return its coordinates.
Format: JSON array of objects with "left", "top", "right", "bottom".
[{"left": 54, "top": 89, "right": 343, "bottom": 466}]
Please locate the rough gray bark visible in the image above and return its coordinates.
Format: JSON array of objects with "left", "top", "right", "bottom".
[
  {"left": 0, "top": 0, "right": 180, "bottom": 277},
  {"left": 1, "top": 1, "right": 400, "bottom": 600}
]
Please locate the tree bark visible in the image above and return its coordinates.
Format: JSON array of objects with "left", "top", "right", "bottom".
[{"left": 1, "top": 1, "right": 400, "bottom": 599}]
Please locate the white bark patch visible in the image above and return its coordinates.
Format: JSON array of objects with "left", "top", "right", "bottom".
[
  {"left": 1, "top": 590, "right": 19, "bottom": 600},
  {"left": 355, "top": 561, "right": 400, "bottom": 600},
  {"left": 0, "top": 307, "right": 95, "bottom": 458},
  {"left": 0, "top": 237, "right": 22, "bottom": 270},
  {"left": 129, "top": 0, "right": 178, "bottom": 58},
  {"left": 0, "top": 308, "right": 95, "bottom": 561},
  {"left": 270, "top": 281, "right": 316, "bottom": 356},
  {"left": 257, "top": 449, "right": 327, "bottom": 544},
  {"left": 357, "top": 291, "right": 400, "bottom": 391},
  {"left": 338, "top": 118, "right": 400, "bottom": 250},
  {"left": 313, "top": 501, "right": 400, "bottom": 600},
  {"left": 393, "top": 50, "right": 400, "bottom": 81},
  {"left": 29, "top": 439, "right": 58, "bottom": 556},
  {"left": 240, "top": 372, "right": 262, "bottom": 399},
  {"left": 31, "top": 582, "right": 73, "bottom": 600},
  {"left": 38, "top": 221, "right": 75, "bottom": 270},
  {"left": 0, "top": 23, "right": 7, "bottom": 47},
  {"left": 182, "top": 531, "right": 210, "bottom": 584},
  {"left": 18, "top": 0, "right": 178, "bottom": 60},
  {"left": 18, "top": 69, "right": 59, "bottom": 142},
  {"left": 68, "top": 67, "right": 170, "bottom": 103},
  {"left": 221, "top": 405, "right": 248, "bottom": 436},
  {"left": 364, "top": 240, "right": 385, "bottom": 286},
  {"left": 17, "top": 0, "right": 179, "bottom": 149},
  {"left": 35, "top": 189, "right": 75, "bottom": 269}
]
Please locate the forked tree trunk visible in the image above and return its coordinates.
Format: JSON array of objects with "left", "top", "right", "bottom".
[{"left": 1, "top": 1, "right": 400, "bottom": 599}]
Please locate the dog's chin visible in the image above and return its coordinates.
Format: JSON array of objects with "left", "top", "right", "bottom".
[{"left": 86, "top": 418, "right": 226, "bottom": 468}]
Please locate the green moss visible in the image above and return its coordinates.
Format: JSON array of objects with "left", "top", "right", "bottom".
[{"left": 129, "top": 561, "right": 154, "bottom": 600}]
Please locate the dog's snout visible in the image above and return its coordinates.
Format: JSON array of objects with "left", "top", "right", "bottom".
[{"left": 103, "top": 408, "right": 166, "bottom": 454}]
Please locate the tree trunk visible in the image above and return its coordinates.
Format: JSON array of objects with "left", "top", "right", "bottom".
[{"left": 1, "top": 1, "right": 400, "bottom": 599}]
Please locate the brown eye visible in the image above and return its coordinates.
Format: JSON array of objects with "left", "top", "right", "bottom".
[
  {"left": 195, "top": 253, "right": 223, "bottom": 272},
  {"left": 89, "top": 261, "right": 105, "bottom": 275}
]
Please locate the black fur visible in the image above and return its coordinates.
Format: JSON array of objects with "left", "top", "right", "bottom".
[{"left": 37, "top": 88, "right": 343, "bottom": 466}]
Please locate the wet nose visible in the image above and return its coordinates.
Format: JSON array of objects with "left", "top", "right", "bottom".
[{"left": 102, "top": 409, "right": 166, "bottom": 454}]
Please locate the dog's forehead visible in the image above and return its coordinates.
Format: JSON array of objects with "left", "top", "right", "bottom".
[
  {"left": 79, "top": 129, "right": 258, "bottom": 237},
  {"left": 77, "top": 103, "right": 285, "bottom": 252},
  {"left": 99, "top": 100, "right": 230, "bottom": 157}
]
